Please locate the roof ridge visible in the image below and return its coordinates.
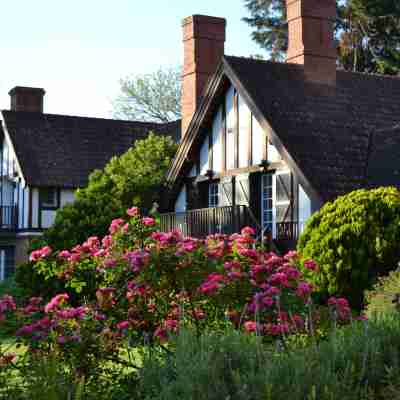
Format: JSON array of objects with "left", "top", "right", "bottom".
[
  {"left": 224, "top": 55, "right": 400, "bottom": 81},
  {"left": 1, "top": 109, "right": 181, "bottom": 126}
]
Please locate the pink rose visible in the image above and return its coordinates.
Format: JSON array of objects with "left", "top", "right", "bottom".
[
  {"left": 142, "top": 217, "right": 156, "bottom": 226},
  {"left": 127, "top": 207, "right": 139, "bottom": 217}
]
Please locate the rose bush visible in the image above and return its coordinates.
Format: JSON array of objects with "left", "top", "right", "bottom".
[{"left": 1, "top": 208, "right": 355, "bottom": 382}]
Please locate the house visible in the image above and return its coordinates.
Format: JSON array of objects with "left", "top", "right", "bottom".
[
  {"left": 0, "top": 87, "right": 180, "bottom": 280},
  {"left": 161, "top": 1, "right": 400, "bottom": 249}
]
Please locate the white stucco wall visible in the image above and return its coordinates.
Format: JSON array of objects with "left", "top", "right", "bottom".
[
  {"left": 175, "top": 186, "right": 187, "bottom": 212},
  {"left": 199, "top": 138, "right": 209, "bottom": 175},
  {"left": 238, "top": 95, "right": 251, "bottom": 168},
  {"left": 212, "top": 107, "right": 223, "bottom": 173},
  {"left": 299, "top": 185, "right": 311, "bottom": 233},
  {"left": 60, "top": 189, "right": 76, "bottom": 207},
  {"left": 252, "top": 115, "right": 264, "bottom": 165}
]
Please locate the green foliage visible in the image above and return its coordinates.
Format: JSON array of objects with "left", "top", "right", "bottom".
[
  {"left": 37, "top": 133, "right": 177, "bottom": 252},
  {"left": 243, "top": 0, "right": 400, "bottom": 74},
  {"left": 365, "top": 268, "right": 400, "bottom": 318},
  {"left": 134, "top": 317, "right": 400, "bottom": 400},
  {"left": 298, "top": 187, "right": 400, "bottom": 307},
  {"left": 114, "top": 66, "right": 181, "bottom": 122}
]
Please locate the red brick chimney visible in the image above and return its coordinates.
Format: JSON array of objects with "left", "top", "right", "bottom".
[
  {"left": 286, "top": 0, "right": 337, "bottom": 84},
  {"left": 9, "top": 86, "right": 45, "bottom": 112},
  {"left": 182, "top": 15, "right": 226, "bottom": 136}
]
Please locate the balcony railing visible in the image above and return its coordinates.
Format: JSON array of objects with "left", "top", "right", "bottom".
[
  {"left": 0, "top": 206, "right": 18, "bottom": 230},
  {"left": 160, "top": 205, "right": 254, "bottom": 238},
  {"left": 276, "top": 221, "right": 299, "bottom": 241}
]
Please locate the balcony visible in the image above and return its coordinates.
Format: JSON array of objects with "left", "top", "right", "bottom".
[
  {"left": 160, "top": 206, "right": 299, "bottom": 243},
  {"left": 160, "top": 205, "right": 254, "bottom": 238},
  {"left": 0, "top": 206, "right": 18, "bottom": 230}
]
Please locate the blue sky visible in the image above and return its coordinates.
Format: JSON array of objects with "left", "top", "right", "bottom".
[{"left": 0, "top": 1, "right": 262, "bottom": 118}]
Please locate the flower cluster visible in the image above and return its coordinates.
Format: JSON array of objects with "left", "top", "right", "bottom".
[{"left": 0, "top": 205, "right": 356, "bottom": 374}]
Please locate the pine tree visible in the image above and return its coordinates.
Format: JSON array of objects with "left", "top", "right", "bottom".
[
  {"left": 242, "top": 0, "right": 287, "bottom": 61},
  {"left": 243, "top": 0, "right": 400, "bottom": 75}
]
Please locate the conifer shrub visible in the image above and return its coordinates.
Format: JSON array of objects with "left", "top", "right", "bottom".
[{"left": 298, "top": 187, "right": 400, "bottom": 307}]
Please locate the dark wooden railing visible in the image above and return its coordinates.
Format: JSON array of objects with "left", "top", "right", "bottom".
[
  {"left": 160, "top": 206, "right": 253, "bottom": 238},
  {"left": 160, "top": 208, "right": 299, "bottom": 242},
  {"left": 276, "top": 221, "right": 298, "bottom": 241},
  {"left": 0, "top": 206, "right": 18, "bottom": 230}
]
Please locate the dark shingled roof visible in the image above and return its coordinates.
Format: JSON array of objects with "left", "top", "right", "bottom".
[
  {"left": 168, "top": 55, "right": 400, "bottom": 202},
  {"left": 1, "top": 110, "right": 180, "bottom": 188},
  {"left": 224, "top": 55, "right": 400, "bottom": 201}
]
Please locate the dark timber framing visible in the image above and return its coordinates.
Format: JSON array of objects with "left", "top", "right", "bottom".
[{"left": 165, "top": 57, "right": 323, "bottom": 211}]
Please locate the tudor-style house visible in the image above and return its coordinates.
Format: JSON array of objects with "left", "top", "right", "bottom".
[
  {"left": 0, "top": 87, "right": 180, "bottom": 280},
  {"left": 161, "top": 1, "right": 400, "bottom": 250}
]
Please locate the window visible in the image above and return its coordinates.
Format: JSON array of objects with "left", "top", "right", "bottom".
[
  {"left": 40, "top": 188, "right": 58, "bottom": 209},
  {"left": 209, "top": 183, "right": 219, "bottom": 207},
  {"left": 0, "top": 247, "right": 15, "bottom": 281},
  {"left": 225, "top": 86, "right": 235, "bottom": 170},
  {"left": 261, "top": 174, "right": 273, "bottom": 234}
]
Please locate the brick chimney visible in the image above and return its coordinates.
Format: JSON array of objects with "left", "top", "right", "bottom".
[
  {"left": 182, "top": 15, "right": 226, "bottom": 136},
  {"left": 9, "top": 86, "right": 45, "bottom": 112},
  {"left": 286, "top": 0, "right": 337, "bottom": 84}
]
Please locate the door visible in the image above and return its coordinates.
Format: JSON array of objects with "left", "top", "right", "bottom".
[{"left": 261, "top": 170, "right": 294, "bottom": 239}]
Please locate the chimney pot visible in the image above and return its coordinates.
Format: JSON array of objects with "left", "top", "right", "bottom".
[
  {"left": 182, "top": 15, "right": 226, "bottom": 137},
  {"left": 9, "top": 86, "right": 45, "bottom": 112}
]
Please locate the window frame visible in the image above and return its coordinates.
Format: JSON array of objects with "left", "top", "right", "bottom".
[
  {"left": 208, "top": 182, "right": 220, "bottom": 208},
  {"left": 39, "top": 187, "right": 60, "bottom": 210}
]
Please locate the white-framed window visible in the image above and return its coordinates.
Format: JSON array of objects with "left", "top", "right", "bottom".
[
  {"left": 261, "top": 170, "right": 291, "bottom": 239},
  {"left": 261, "top": 174, "right": 273, "bottom": 235},
  {"left": 209, "top": 183, "right": 219, "bottom": 207},
  {"left": 226, "top": 86, "right": 235, "bottom": 170}
]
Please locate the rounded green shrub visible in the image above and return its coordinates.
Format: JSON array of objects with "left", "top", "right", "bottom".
[
  {"left": 365, "top": 267, "right": 400, "bottom": 318},
  {"left": 298, "top": 187, "right": 400, "bottom": 307}
]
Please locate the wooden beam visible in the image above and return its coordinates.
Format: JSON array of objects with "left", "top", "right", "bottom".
[{"left": 234, "top": 89, "right": 239, "bottom": 169}]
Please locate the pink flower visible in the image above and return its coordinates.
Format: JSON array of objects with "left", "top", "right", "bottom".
[
  {"left": 116, "top": 320, "right": 130, "bottom": 330},
  {"left": 58, "top": 250, "right": 71, "bottom": 259},
  {"left": 284, "top": 251, "right": 299, "bottom": 261},
  {"left": 127, "top": 207, "right": 139, "bottom": 217},
  {"left": 244, "top": 321, "right": 258, "bottom": 333},
  {"left": 109, "top": 218, "right": 125, "bottom": 234},
  {"left": 29, "top": 246, "right": 52, "bottom": 262},
  {"left": 0, "top": 295, "right": 16, "bottom": 313},
  {"left": 303, "top": 259, "right": 319, "bottom": 272},
  {"left": 56, "top": 336, "right": 67, "bottom": 344},
  {"left": 102, "top": 235, "right": 113, "bottom": 249},
  {"left": 142, "top": 217, "right": 156, "bottom": 226},
  {"left": 296, "top": 282, "right": 313, "bottom": 298},
  {"left": 44, "top": 293, "right": 69, "bottom": 313},
  {"left": 241, "top": 226, "right": 255, "bottom": 236}
]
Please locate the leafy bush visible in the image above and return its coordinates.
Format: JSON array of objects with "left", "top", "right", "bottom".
[
  {"left": 0, "top": 208, "right": 357, "bottom": 392},
  {"left": 136, "top": 317, "right": 400, "bottom": 400},
  {"left": 365, "top": 267, "right": 400, "bottom": 318},
  {"left": 37, "top": 132, "right": 177, "bottom": 252},
  {"left": 16, "top": 133, "right": 176, "bottom": 299},
  {"left": 298, "top": 187, "right": 400, "bottom": 307}
]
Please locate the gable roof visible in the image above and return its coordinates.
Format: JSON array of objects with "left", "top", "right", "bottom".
[
  {"left": 1, "top": 110, "right": 180, "bottom": 188},
  {"left": 167, "top": 55, "right": 400, "bottom": 203}
]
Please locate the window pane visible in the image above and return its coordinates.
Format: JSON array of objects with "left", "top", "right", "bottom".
[{"left": 276, "top": 174, "right": 291, "bottom": 203}]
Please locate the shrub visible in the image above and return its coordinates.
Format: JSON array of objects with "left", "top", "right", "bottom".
[
  {"left": 0, "top": 208, "right": 357, "bottom": 389},
  {"left": 36, "top": 132, "right": 177, "bottom": 252},
  {"left": 136, "top": 317, "right": 400, "bottom": 400},
  {"left": 365, "top": 267, "right": 400, "bottom": 318},
  {"left": 298, "top": 187, "right": 400, "bottom": 308},
  {"left": 16, "top": 133, "right": 176, "bottom": 298}
]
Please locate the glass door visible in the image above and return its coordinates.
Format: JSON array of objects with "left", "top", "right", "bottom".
[{"left": 261, "top": 170, "right": 292, "bottom": 239}]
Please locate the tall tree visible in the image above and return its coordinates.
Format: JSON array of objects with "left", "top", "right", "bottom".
[
  {"left": 114, "top": 66, "right": 181, "bottom": 122},
  {"left": 243, "top": 0, "right": 400, "bottom": 74}
]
